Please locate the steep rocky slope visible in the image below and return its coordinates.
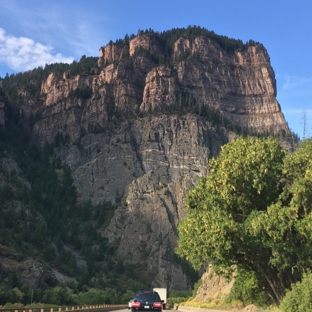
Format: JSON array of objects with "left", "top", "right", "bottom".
[
  {"left": 54, "top": 114, "right": 234, "bottom": 290},
  {"left": 0, "top": 28, "right": 295, "bottom": 291},
  {"left": 23, "top": 33, "right": 289, "bottom": 144},
  {"left": 193, "top": 265, "right": 234, "bottom": 301}
]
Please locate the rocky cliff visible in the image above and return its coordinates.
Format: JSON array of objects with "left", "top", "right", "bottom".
[
  {"left": 53, "top": 114, "right": 235, "bottom": 290},
  {"left": 1, "top": 28, "right": 294, "bottom": 291},
  {"left": 23, "top": 33, "right": 289, "bottom": 145}
]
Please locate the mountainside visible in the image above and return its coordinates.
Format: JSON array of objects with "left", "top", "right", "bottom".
[
  {"left": 0, "top": 27, "right": 296, "bottom": 295},
  {"left": 22, "top": 32, "right": 288, "bottom": 144}
]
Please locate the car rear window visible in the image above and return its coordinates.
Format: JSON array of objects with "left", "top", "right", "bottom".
[{"left": 134, "top": 293, "right": 160, "bottom": 301}]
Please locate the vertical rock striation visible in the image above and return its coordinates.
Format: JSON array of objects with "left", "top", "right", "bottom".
[{"left": 11, "top": 29, "right": 293, "bottom": 290}]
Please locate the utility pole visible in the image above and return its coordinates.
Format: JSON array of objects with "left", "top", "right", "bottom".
[{"left": 302, "top": 110, "right": 307, "bottom": 140}]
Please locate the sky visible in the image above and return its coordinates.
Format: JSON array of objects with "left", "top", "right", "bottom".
[{"left": 0, "top": 0, "right": 311, "bottom": 139}]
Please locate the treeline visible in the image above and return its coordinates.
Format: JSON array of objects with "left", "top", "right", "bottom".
[
  {"left": 137, "top": 89, "right": 246, "bottom": 135},
  {"left": 166, "top": 290, "right": 192, "bottom": 308},
  {"left": 69, "top": 85, "right": 93, "bottom": 99},
  {"left": 0, "top": 285, "right": 194, "bottom": 308},
  {"left": 156, "top": 25, "right": 255, "bottom": 54},
  {"left": 140, "top": 88, "right": 298, "bottom": 140},
  {"left": 0, "top": 285, "right": 129, "bottom": 306},
  {"left": 0, "top": 286, "right": 193, "bottom": 308},
  {"left": 0, "top": 25, "right": 260, "bottom": 109},
  {"left": 101, "top": 25, "right": 262, "bottom": 68},
  {"left": 112, "top": 25, "right": 260, "bottom": 55},
  {"left": 0, "top": 123, "right": 150, "bottom": 295},
  {"left": 0, "top": 55, "right": 98, "bottom": 103}
]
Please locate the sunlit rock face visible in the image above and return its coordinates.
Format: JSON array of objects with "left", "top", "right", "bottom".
[
  {"left": 33, "top": 33, "right": 288, "bottom": 145},
  {"left": 14, "top": 31, "right": 292, "bottom": 290}
]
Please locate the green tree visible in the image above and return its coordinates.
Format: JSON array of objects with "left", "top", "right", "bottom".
[
  {"left": 176, "top": 137, "right": 312, "bottom": 304},
  {"left": 121, "top": 290, "right": 134, "bottom": 304},
  {"left": 226, "top": 267, "right": 268, "bottom": 306},
  {"left": 279, "top": 271, "right": 312, "bottom": 312}
]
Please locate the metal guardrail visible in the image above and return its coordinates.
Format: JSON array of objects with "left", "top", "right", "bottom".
[{"left": 0, "top": 304, "right": 127, "bottom": 312}]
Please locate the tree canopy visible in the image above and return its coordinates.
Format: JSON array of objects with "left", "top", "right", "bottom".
[{"left": 176, "top": 136, "right": 312, "bottom": 303}]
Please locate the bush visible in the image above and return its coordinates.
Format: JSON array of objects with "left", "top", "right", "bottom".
[
  {"left": 167, "top": 297, "right": 188, "bottom": 307},
  {"left": 192, "top": 279, "right": 202, "bottom": 297},
  {"left": 226, "top": 267, "right": 269, "bottom": 307},
  {"left": 279, "top": 271, "right": 312, "bottom": 312}
]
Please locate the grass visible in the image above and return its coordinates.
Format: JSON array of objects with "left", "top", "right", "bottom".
[{"left": 179, "top": 296, "right": 281, "bottom": 311}]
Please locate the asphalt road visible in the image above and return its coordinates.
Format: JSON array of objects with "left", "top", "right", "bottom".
[
  {"left": 113, "top": 307, "right": 232, "bottom": 312},
  {"left": 178, "top": 306, "right": 232, "bottom": 312}
]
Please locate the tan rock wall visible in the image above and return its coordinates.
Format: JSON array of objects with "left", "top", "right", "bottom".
[
  {"left": 36, "top": 34, "right": 290, "bottom": 144},
  {"left": 98, "top": 42, "right": 128, "bottom": 66},
  {"left": 20, "top": 33, "right": 294, "bottom": 290},
  {"left": 55, "top": 114, "right": 234, "bottom": 290},
  {"left": 129, "top": 33, "right": 160, "bottom": 56}
]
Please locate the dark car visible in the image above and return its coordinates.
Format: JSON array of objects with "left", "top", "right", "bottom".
[{"left": 131, "top": 290, "right": 163, "bottom": 312}]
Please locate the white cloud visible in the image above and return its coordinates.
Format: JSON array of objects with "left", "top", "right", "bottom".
[
  {"left": 0, "top": 28, "right": 74, "bottom": 72},
  {"left": 0, "top": 1, "right": 106, "bottom": 58},
  {"left": 279, "top": 74, "right": 312, "bottom": 91}
]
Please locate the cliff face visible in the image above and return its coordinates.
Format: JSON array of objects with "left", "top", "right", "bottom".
[
  {"left": 27, "top": 33, "right": 289, "bottom": 145},
  {"left": 53, "top": 114, "right": 234, "bottom": 290},
  {"left": 10, "top": 31, "right": 292, "bottom": 290}
]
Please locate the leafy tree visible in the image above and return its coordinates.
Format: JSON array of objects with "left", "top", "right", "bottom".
[
  {"left": 169, "top": 290, "right": 192, "bottom": 298},
  {"left": 279, "top": 271, "right": 312, "bottom": 312},
  {"left": 192, "top": 279, "right": 202, "bottom": 297},
  {"left": 121, "top": 289, "right": 134, "bottom": 303},
  {"left": 226, "top": 267, "right": 268, "bottom": 306},
  {"left": 176, "top": 137, "right": 312, "bottom": 304}
]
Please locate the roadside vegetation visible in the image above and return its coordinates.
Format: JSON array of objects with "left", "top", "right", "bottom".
[
  {"left": 0, "top": 121, "right": 152, "bottom": 304},
  {"left": 0, "top": 26, "right": 305, "bottom": 310},
  {"left": 177, "top": 136, "right": 312, "bottom": 310}
]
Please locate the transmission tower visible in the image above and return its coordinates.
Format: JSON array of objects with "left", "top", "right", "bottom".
[{"left": 302, "top": 111, "right": 307, "bottom": 140}]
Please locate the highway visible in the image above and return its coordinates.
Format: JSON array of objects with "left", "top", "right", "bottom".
[{"left": 119, "top": 307, "right": 232, "bottom": 312}]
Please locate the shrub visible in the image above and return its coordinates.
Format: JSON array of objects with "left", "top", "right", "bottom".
[
  {"left": 167, "top": 297, "right": 187, "bottom": 307},
  {"left": 192, "top": 278, "right": 202, "bottom": 297},
  {"left": 279, "top": 271, "right": 312, "bottom": 312},
  {"left": 226, "top": 267, "right": 269, "bottom": 307}
]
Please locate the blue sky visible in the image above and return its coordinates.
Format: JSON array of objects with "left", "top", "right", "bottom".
[{"left": 0, "top": 0, "right": 311, "bottom": 138}]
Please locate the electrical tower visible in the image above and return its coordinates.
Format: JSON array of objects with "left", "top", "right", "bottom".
[{"left": 302, "top": 111, "right": 307, "bottom": 140}]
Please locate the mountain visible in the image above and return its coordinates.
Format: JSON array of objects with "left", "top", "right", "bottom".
[{"left": 0, "top": 26, "right": 296, "bottom": 296}]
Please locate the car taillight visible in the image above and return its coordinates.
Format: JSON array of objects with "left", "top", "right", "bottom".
[
  {"left": 153, "top": 302, "right": 162, "bottom": 308},
  {"left": 132, "top": 302, "right": 141, "bottom": 308}
]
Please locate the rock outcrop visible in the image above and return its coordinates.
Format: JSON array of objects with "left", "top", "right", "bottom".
[
  {"left": 0, "top": 244, "right": 76, "bottom": 289},
  {"left": 25, "top": 33, "right": 290, "bottom": 146},
  {"left": 193, "top": 265, "right": 234, "bottom": 300},
  {"left": 7, "top": 30, "right": 294, "bottom": 290},
  {"left": 54, "top": 114, "right": 234, "bottom": 290}
]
